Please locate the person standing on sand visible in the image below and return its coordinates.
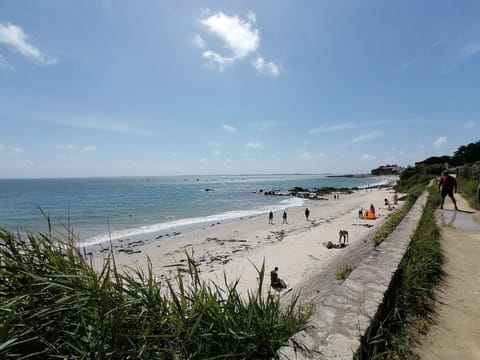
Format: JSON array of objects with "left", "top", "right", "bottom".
[
  {"left": 439, "top": 170, "right": 458, "bottom": 210},
  {"left": 282, "top": 211, "right": 287, "bottom": 224},
  {"left": 268, "top": 211, "right": 274, "bottom": 224},
  {"left": 305, "top": 208, "right": 310, "bottom": 220}
]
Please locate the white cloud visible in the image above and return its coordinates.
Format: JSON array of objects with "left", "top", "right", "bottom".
[
  {"left": 212, "top": 149, "right": 221, "bottom": 156},
  {"left": 361, "top": 154, "right": 376, "bottom": 160},
  {"left": 398, "top": 40, "right": 442, "bottom": 72},
  {"left": 201, "top": 11, "right": 259, "bottom": 59},
  {"left": 462, "top": 120, "right": 476, "bottom": 128},
  {"left": 199, "top": 158, "right": 207, "bottom": 163},
  {"left": 55, "top": 144, "right": 77, "bottom": 151},
  {"left": 0, "top": 22, "right": 57, "bottom": 65},
  {"left": 202, "top": 50, "right": 234, "bottom": 69},
  {"left": 298, "top": 149, "right": 325, "bottom": 160},
  {"left": 192, "top": 34, "right": 205, "bottom": 48},
  {"left": 54, "top": 144, "right": 96, "bottom": 152},
  {"left": 10, "top": 146, "right": 25, "bottom": 153},
  {"left": 56, "top": 154, "right": 77, "bottom": 161},
  {"left": 197, "top": 10, "right": 279, "bottom": 74},
  {"left": 350, "top": 131, "right": 383, "bottom": 144},
  {"left": 0, "top": 143, "right": 26, "bottom": 155},
  {"left": 245, "top": 142, "right": 261, "bottom": 149},
  {"left": 47, "top": 116, "right": 158, "bottom": 136},
  {"left": 433, "top": 136, "right": 448, "bottom": 149},
  {"left": 246, "top": 10, "right": 256, "bottom": 23},
  {"left": 208, "top": 141, "right": 223, "bottom": 147},
  {"left": 252, "top": 56, "right": 280, "bottom": 76},
  {"left": 258, "top": 121, "right": 279, "bottom": 131},
  {"left": 442, "top": 40, "right": 480, "bottom": 73},
  {"left": 223, "top": 124, "right": 237, "bottom": 132},
  {"left": 309, "top": 123, "right": 354, "bottom": 134},
  {"left": 225, "top": 158, "right": 232, "bottom": 163}
]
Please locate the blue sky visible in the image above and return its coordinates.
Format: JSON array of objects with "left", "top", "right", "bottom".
[{"left": 1, "top": 1, "right": 479, "bottom": 178}]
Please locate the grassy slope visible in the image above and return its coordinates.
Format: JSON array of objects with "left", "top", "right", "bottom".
[
  {"left": 0, "top": 229, "right": 311, "bottom": 359},
  {"left": 358, "top": 186, "right": 443, "bottom": 359}
]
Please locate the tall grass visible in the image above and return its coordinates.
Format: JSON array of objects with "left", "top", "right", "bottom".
[
  {"left": 0, "top": 227, "right": 311, "bottom": 359},
  {"left": 358, "top": 186, "right": 443, "bottom": 359},
  {"left": 458, "top": 177, "right": 480, "bottom": 210}
]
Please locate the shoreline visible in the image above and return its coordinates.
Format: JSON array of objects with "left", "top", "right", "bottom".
[
  {"left": 82, "top": 175, "right": 396, "bottom": 248},
  {"left": 89, "top": 176, "right": 401, "bottom": 295}
]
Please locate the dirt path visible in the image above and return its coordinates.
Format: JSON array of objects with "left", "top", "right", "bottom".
[{"left": 415, "top": 194, "right": 480, "bottom": 359}]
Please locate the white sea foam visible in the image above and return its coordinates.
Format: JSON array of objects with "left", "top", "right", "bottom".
[
  {"left": 358, "top": 177, "right": 394, "bottom": 188},
  {"left": 82, "top": 197, "right": 304, "bottom": 246}
]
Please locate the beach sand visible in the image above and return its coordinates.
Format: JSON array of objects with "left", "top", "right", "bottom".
[{"left": 89, "top": 178, "right": 401, "bottom": 296}]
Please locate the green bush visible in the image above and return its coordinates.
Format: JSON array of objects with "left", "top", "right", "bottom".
[
  {"left": 0, "top": 228, "right": 311, "bottom": 359},
  {"left": 458, "top": 177, "right": 480, "bottom": 210},
  {"left": 335, "top": 265, "right": 355, "bottom": 281},
  {"left": 398, "top": 164, "right": 443, "bottom": 192}
]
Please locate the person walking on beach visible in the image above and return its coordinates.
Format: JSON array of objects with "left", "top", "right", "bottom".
[
  {"left": 282, "top": 211, "right": 287, "bottom": 224},
  {"left": 305, "top": 208, "right": 310, "bottom": 220},
  {"left": 268, "top": 211, "right": 274, "bottom": 224},
  {"left": 439, "top": 170, "right": 458, "bottom": 210}
]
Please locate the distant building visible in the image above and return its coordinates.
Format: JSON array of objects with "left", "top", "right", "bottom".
[{"left": 371, "top": 165, "right": 403, "bottom": 175}]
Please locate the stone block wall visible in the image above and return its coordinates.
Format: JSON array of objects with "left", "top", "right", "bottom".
[{"left": 278, "top": 191, "right": 428, "bottom": 359}]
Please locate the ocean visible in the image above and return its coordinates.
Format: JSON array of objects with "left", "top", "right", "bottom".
[{"left": 0, "top": 174, "right": 383, "bottom": 246}]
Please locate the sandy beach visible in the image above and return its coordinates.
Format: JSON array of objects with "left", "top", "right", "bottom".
[{"left": 90, "top": 177, "right": 401, "bottom": 295}]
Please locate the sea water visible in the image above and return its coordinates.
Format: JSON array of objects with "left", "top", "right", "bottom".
[{"left": 0, "top": 174, "right": 382, "bottom": 246}]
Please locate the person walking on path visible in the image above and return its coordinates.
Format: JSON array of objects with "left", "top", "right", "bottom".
[
  {"left": 282, "top": 211, "right": 287, "bottom": 224},
  {"left": 438, "top": 170, "right": 458, "bottom": 210},
  {"left": 305, "top": 208, "right": 310, "bottom": 220}
]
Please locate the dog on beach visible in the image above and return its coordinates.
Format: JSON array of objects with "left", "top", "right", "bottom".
[{"left": 338, "top": 230, "right": 349, "bottom": 245}]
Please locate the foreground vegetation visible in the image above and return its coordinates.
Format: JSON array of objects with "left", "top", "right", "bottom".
[
  {"left": 457, "top": 177, "right": 480, "bottom": 210},
  {"left": 335, "top": 264, "right": 355, "bottom": 281},
  {"left": 0, "top": 229, "right": 310, "bottom": 359},
  {"left": 359, "top": 186, "right": 443, "bottom": 359}
]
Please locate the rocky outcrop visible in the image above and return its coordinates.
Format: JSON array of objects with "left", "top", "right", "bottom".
[{"left": 261, "top": 186, "right": 357, "bottom": 200}]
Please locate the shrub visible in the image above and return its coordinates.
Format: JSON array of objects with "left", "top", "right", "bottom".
[
  {"left": 335, "top": 265, "right": 355, "bottom": 281},
  {"left": 0, "top": 228, "right": 311, "bottom": 359}
]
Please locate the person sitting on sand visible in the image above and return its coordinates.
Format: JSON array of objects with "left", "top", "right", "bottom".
[
  {"left": 305, "top": 207, "right": 310, "bottom": 220},
  {"left": 384, "top": 198, "right": 389, "bottom": 206},
  {"left": 370, "top": 203, "right": 375, "bottom": 216},
  {"left": 270, "top": 267, "right": 287, "bottom": 290}
]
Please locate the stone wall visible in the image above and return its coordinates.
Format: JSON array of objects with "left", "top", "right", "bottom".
[{"left": 278, "top": 191, "right": 428, "bottom": 359}]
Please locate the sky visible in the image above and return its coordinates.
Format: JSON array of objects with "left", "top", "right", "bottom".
[{"left": 1, "top": 1, "right": 479, "bottom": 178}]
